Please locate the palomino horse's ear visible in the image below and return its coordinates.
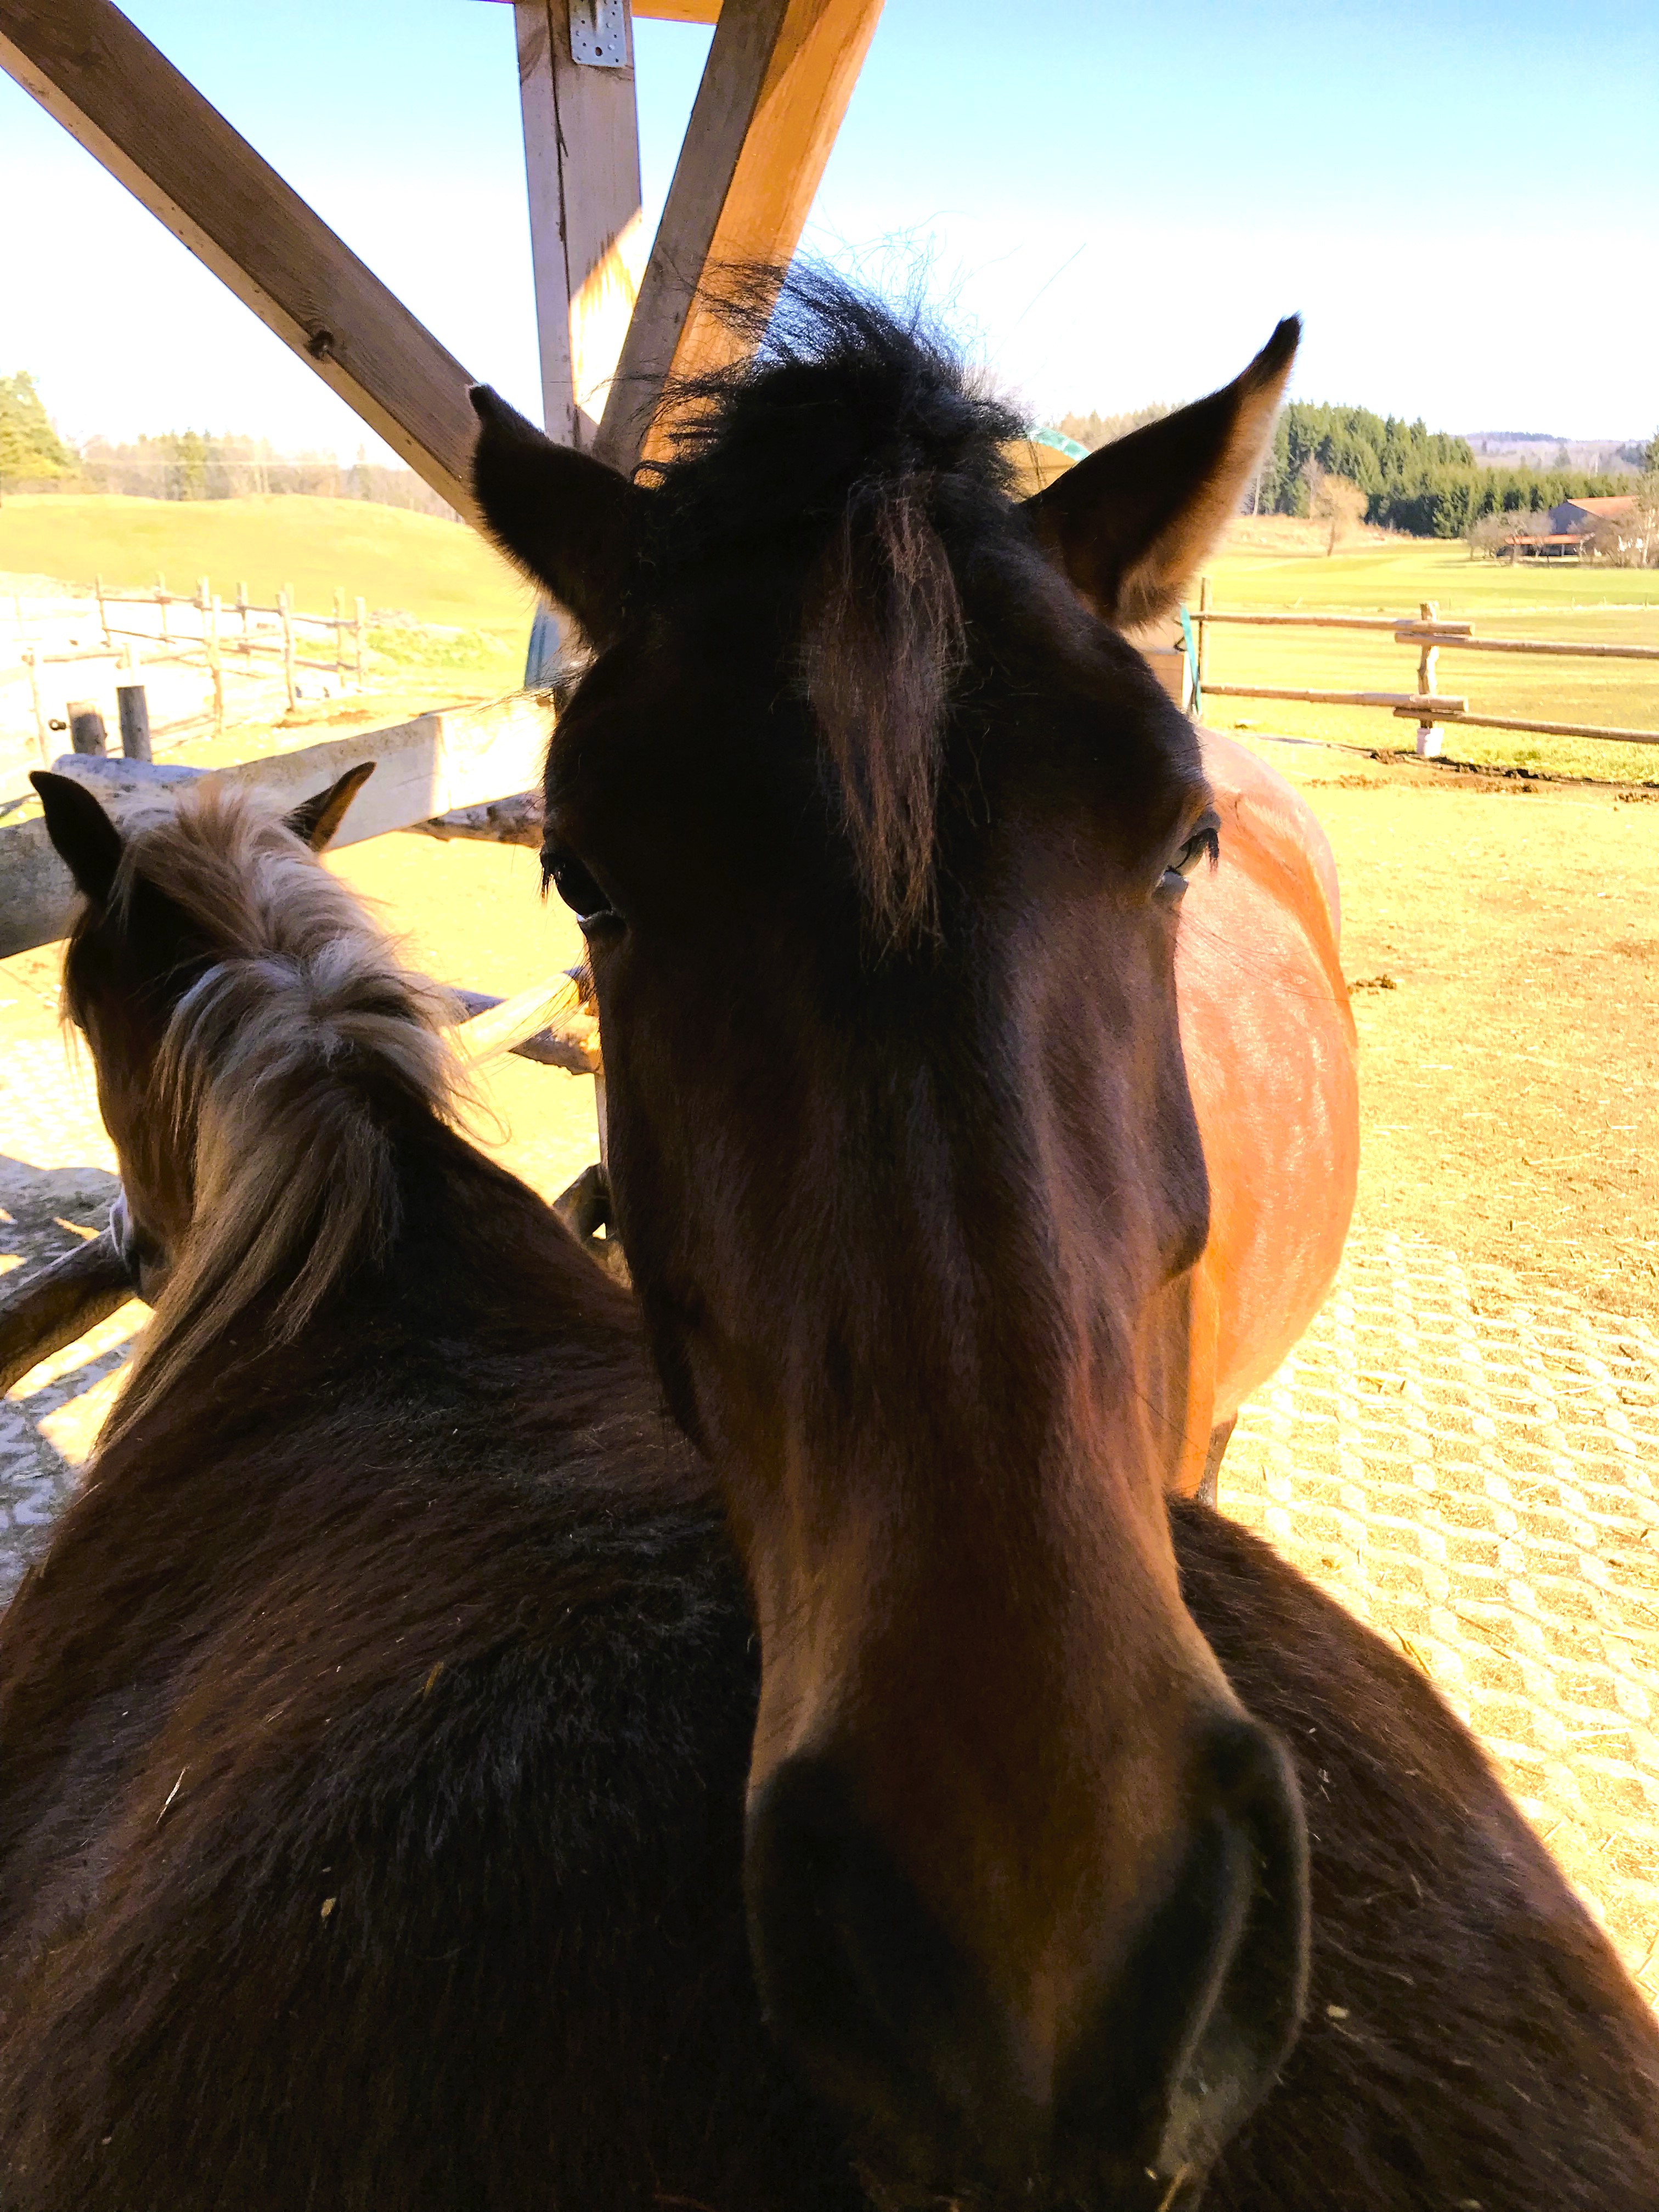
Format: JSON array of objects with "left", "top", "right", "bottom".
[
  {"left": 469, "top": 385, "right": 641, "bottom": 652},
  {"left": 1023, "top": 318, "right": 1300, "bottom": 632},
  {"left": 31, "top": 770, "right": 124, "bottom": 906},
  {"left": 284, "top": 761, "right": 376, "bottom": 853}
]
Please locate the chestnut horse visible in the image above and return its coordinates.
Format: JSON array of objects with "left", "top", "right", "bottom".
[{"left": 472, "top": 274, "right": 1659, "bottom": 2208}]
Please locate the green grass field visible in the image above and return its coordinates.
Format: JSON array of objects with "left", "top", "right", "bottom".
[
  {"left": 1198, "top": 539, "right": 1659, "bottom": 782},
  {"left": 0, "top": 493, "right": 534, "bottom": 662}
]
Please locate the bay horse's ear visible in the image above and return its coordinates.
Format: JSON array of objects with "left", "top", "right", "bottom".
[
  {"left": 31, "top": 770, "right": 124, "bottom": 906},
  {"left": 285, "top": 760, "right": 376, "bottom": 853},
  {"left": 469, "top": 386, "right": 641, "bottom": 651},
  {"left": 1024, "top": 318, "right": 1300, "bottom": 631}
]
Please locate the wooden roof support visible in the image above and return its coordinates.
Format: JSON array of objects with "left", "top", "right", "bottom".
[
  {"left": 0, "top": 0, "right": 480, "bottom": 518},
  {"left": 596, "top": 0, "right": 885, "bottom": 471},
  {"left": 516, "top": 1, "right": 645, "bottom": 447}
]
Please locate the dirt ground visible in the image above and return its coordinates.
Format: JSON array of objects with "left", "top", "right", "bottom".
[{"left": 1260, "top": 741, "right": 1658, "bottom": 1326}]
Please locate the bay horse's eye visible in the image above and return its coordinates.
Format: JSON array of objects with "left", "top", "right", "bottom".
[
  {"left": 543, "top": 848, "right": 620, "bottom": 932},
  {"left": 1163, "top": 817, "right": 1221, "bottom": 893}
]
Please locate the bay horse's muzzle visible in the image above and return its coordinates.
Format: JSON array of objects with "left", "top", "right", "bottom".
[{"left": 745, "top": 1717, "right": 1308, "bottom": 2203}]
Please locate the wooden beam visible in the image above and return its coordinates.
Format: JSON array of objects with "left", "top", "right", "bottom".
[
  {"left": 0, "top": 0, "right": 479, "bottom": 518},
  {"left": 0, "top": 1231, "right": 137, "bottom": 1399},
  {"left": 450, "top": 976, "right": 599, "bottom": 1071},
  {"left": 595, "top": 0, "right": 885, "bottom": 471},
  {"left": 515, "top": 0, "right": 646, "bottom": 448},
  {"left": 0, "top": 695, "right": 552, "bottom": 959}
]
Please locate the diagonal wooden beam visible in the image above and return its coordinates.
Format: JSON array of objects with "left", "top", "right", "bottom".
[
  {"left": 594, "top": 0, "right": 885, "bottom": 472},
  {"left": 0, "top": 0, "right": 480, "bottom": 519}
]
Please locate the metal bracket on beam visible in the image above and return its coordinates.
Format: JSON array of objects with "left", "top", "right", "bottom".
[{"left": 569, "top": 0, "right": 628, "bottom": 67}]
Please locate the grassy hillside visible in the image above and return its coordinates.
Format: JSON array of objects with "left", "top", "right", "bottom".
[
  {"left": 1198, "top": 539, "right": 1659, "bottom": 781},
  {"left": 0, "top": 493, "right": 534, "bottom": 642}
]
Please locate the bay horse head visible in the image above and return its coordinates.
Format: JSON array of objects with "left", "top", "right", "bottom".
[{"left": 472, "top": 278, "right": 1307, "bottom": 2205}]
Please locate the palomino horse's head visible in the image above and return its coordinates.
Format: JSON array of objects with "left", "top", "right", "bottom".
[{"left": 473, "top": 279, "right": 1307, "bottom": 2204}]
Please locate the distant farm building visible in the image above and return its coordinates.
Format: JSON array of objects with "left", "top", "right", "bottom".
[
  {"left": 1549, "top": 494, "right": 1638, "bottom": 535},
  {"left": 1504, "top": 494, "right": 1645, "bottom": 561}
]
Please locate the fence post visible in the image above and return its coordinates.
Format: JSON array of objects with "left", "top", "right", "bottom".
[
  {"left": 354, "top": 596, "right": 366, "bottom": 690},
  {"left": 116, "top": 680, "right": 152, "bottom": 762},
  {"left": 24, "top": 647, "right": 47, "bottom": 765},
  {"left": 209, "top": 595, "right": 224, "bottom": 732},
  {"left": 67, "top": 701, "right": 108, "bottom": 757},
  {"left": 334, "top": 586, "right": 346, "bottom": 681},
  {"left": 279, "top": 586, "right": 297, "bottom": 710},
  {"left": 156, "top": 574, "right": 169, "bottom": 647},
  {"left": 1415, "top": 599, "right": 1441, "bottom": 758},
  {"left": 95, "top": 573, "right": 108, "bottom": 648},
  {"left": 1197, "top": 577, "right": 1211, "bottom": 693},
  {"left": 238, "top": 580, "right": 250, "bottom": 659}
]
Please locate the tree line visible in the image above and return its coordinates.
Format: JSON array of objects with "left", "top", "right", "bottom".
[
  {"left": 1252, "top": 403, "right": 1628, "bottom": 537},
  {"left": 1053, "top": 389, "right": 1647, "bottom": 541},
  {"left": 0, "top": 371, "right": 455, "bottom": 518}
]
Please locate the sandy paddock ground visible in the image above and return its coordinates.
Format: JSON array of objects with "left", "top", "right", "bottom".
[{"left": 2, "top": 731, "right": 1657, "bottom": 1993}]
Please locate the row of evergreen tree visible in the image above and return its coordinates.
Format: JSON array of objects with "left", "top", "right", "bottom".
[
  {"left": 0, "top": 373, "right": 455, "bottom": 518},
  {"left": 1251, "top": 402, "right": 1628, "bottom": 538}
]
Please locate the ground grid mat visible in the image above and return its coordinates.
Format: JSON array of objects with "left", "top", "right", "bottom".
[{"left": 1226, "top": 1231, "right": 1659, "bottom": 1997}]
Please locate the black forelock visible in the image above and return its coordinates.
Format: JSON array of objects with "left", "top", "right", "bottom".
[{"left": 639, "top": 266, "right": 1029, "bottom": 584}]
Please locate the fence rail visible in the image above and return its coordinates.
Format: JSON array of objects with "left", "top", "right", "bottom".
[{"left": 1190, "top": 580, "right": 1659, "bottom": 753}]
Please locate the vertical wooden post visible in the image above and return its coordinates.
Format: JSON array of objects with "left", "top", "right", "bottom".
[
  {"left": 279, "top": 586, "right": 296, "bottom": 709},
  {"left": 95, "top": 572, "right": 108, "bottom": 647},
  {"left": 1415, "top": 599, "right": 1440, "bottom": 758},
  {"left": 24, "top": 647, "right": 47, "bottom": 765},
  {"left": 238, "top": 580, "right": 250, "bottom": 658},
  {"left": 67, "top": 700, "right": 108, "bottom": 756},
  {"left": 208, "top": 594, "right": 224, "bottom": 731},
  {"left": 196, "top": 573, "right": 210, "bottom": 621},
  {"left": 354, "top": 595, "right": 366, "bottom": 690},
  {"left": 115, "top": 679, "right": 152, "bottom": 761},
  {"left": 514, "top": 0, "right": 645, "bottom": 450},
  {"left": 334, "top": 585, "right": 346, "bottom": 679},
  {"left": 156, "top": 573, "right": 168, "bottom": 646},
  {"left": 1197, "top": 577, "right": 1211, "bottom": 692}
]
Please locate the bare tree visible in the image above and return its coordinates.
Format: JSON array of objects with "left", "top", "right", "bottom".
[{"left": 1306, "top": 465, "right": 1368, "bottom": 555}]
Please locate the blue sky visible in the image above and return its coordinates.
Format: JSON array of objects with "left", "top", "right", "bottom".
[{"left": 4, "top": 0, "right": 1656, "bottom": 455}]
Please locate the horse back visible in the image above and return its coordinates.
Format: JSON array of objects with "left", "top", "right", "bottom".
[
  {"left": 0, "top": 1135, "right": 857, "bottom": 2211},
  {"left": 1177, "top": 729, "right": 1360, "bottom": 1446}
]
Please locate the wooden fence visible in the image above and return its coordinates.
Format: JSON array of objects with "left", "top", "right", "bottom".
[
  {"left": 6, "top": 577, "right": 368, "bottom": 759},
  {"left": 94, "top": 573, "right": 368, "bottom": 717},
  {"left": 1190, "top": 579, "right": 1659, "bottom": 756}
]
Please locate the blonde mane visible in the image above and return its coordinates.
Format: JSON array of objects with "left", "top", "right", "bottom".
[{"left": 77, "top": 784, "right": 464, "bottom": 1442}]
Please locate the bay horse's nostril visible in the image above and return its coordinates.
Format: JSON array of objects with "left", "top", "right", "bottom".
[
  {"left": 747, "top": 1724, "right": 1308, "bottom": 2202},
  {"left": 744, "top": 1756, "right": 1046, "bottom": 2186},
  {"left": 1058, "top": 1717, "right": 1310, "bottom": 2197}
]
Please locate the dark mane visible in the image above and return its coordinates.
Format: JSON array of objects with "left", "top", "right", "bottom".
[{"left": 643, "top": 271, "right": 1030, "bottom": 942}]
